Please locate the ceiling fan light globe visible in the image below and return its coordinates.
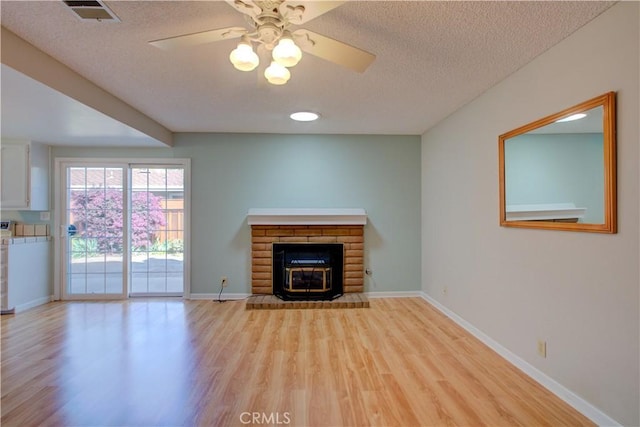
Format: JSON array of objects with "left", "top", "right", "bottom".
[
  {"left": 264, "top": 61, "right": 291, "bottom": 85},
  {"left": 229, "top": 43, "right": 259, "bottom": 71},
  {"left": 272, "top": 38, "right": 302, "bottom": 68}
]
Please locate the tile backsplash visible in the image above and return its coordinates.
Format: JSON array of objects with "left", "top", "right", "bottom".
[{"left": 14, "top": 224, "right": 49, "bottom": 236}]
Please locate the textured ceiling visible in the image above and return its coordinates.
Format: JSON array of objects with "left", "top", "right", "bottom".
[{"left": 0, "top": 0, "right": 615, "bottom": 143}]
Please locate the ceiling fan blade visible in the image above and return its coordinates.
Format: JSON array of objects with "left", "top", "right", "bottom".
[
  {"left": 225, "top": 0, "right": 261, "bottom": 17},
  {"left": 149, "top": 27, "right": 247, "bottom": 50},
  {"left": 293, "top": 29, "right": 375, "bottom": 73},
  {"left": 280, "top": 0, "right": 345, "bottom": 25}
]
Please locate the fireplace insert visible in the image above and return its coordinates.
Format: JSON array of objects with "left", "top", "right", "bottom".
[{"left": 272, "top": 243, "right": 344, "bottom": 301}]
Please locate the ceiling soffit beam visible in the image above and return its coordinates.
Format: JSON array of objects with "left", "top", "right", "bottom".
[{"left": 1, "top": 26, "right": 173, "bottom": 147}]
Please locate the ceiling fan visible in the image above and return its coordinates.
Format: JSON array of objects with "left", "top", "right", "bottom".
[{"left": 149, "top": 0, "right": 376, "bottom": 85}]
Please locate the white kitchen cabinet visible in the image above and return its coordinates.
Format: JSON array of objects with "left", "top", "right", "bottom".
[
  {"left": 1, "top": 237, "right": 52, "bottom": 313},
  {"left": 0, "top": 139, "right": 49, "bottom": 210},
  {"left": 0, "top": 243, "right": 8, "bottom": 313}
]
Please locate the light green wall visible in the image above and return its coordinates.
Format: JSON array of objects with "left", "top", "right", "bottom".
[
  {"left": 0, "top": 210, "right": 47, "bottom": 223},
  {"left": 52, "top": 133, "right": 421, "bottom": 295}
]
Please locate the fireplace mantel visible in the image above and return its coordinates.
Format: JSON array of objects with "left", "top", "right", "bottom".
[{"left": 247, "top": 208, "right": 367, "bottom": 226}]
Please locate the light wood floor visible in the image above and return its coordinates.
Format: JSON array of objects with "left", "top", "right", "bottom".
[{"left": 1, "top": 298, "right": 593, "bottom": 427}]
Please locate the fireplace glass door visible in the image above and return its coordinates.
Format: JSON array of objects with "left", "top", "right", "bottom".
[
  {"left": 273, "top": 243, "right": 343, "bottom": 301},
  {"left": 286, "top": 266, "right": 331, "bottom": 292}
]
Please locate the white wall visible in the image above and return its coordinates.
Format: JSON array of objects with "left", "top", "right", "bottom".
[
  {"left": 52, "top": 133, "right": 422, "bottom": 296},
  {"left": 421, "top": 3, "right": 638, "bottom": 425}
]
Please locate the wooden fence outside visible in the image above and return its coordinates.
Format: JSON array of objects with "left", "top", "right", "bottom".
[{"left": 157, "top": 199, "right": 184, "bottom": 243}]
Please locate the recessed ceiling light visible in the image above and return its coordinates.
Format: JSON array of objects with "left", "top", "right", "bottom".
[
  {"left": 556, "top": 113, "right": 587, "bottom": 123},
  {"left": 290, "top": 111, "right": 319, "bottom": 122}
]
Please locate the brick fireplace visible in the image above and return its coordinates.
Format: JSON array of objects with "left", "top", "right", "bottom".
[{"left": 247, "top": 209, "right": 366, "bottom": 296}]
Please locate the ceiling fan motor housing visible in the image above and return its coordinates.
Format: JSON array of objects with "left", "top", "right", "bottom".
[
  {"left": 251, "top": 11, "right": 286, "bottom": 49},
  {"left": 256, "top": 21, "right": 282, "bottom": 49}
]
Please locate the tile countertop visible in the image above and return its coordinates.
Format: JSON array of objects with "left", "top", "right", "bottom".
[{"left": 1, "top": 236, "right": 52, "bottom": 245}]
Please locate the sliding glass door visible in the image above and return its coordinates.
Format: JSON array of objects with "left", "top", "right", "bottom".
[
  {"left": 62, "top": 165, "right": 127, "bottom": 298},
  {"left": 130, "top": 166, "right": 185, "bottom": 296},
  {"left": 58, "top": 160, "right": 189, "bottom": 299}
]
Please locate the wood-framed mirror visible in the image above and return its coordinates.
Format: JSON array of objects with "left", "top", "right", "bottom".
[{"left": 499, "top": 92, "right": 616, "bottom": 233}]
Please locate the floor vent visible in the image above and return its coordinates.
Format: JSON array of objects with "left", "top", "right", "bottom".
[{"left": 62, "top": 0, "right": 120, "bottom": 22}]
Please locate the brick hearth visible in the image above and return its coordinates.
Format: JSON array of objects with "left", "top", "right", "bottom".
[{"left": 250, "top": 225, "right": 364, "bottom": 295}]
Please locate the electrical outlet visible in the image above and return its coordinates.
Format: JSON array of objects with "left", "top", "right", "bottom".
[
  {"left": 537, "top": 339, "right": 547, "bottom": 358},
  {"left": 221, "top": 276, "right": 228, "bottom": 288}
]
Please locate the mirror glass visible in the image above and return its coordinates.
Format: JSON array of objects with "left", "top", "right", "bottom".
[{"left": 499, "top": 92, "right": 616, "bottom": 233}]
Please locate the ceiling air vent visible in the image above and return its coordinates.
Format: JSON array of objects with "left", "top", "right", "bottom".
[{"left": 63, "top": 1, "right": 120, "bottom": 22}]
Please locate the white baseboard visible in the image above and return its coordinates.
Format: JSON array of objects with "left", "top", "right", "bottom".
[
  {"left": 190, "top": 291, "right": 421, "bottom": 300},
  {"left": 15, "top": 295, "right": 54, "bottom": 313},
  {"left": 189, "top": 293, "right": 250, "bottom": 301},
  {"left": 419, "top": 292, "right": 621, "bottom": 427},
  {"left": 365, "top": 291, "right": 424, "bottom": 298}
]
